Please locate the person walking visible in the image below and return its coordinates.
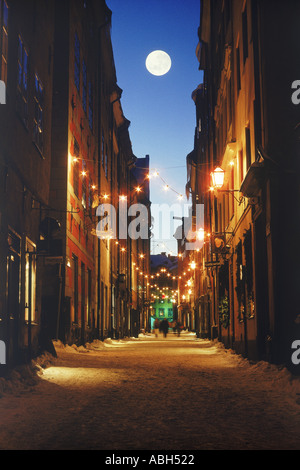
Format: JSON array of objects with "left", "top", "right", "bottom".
[
  {"left": 176, "top": 320, "right": 182, "bottom": 337},
  {"left": 160, "top": 318, "right": 169, "bottom": 338},
  {"left": 154, "top": 318, "right": 160, "bottom": 337}
]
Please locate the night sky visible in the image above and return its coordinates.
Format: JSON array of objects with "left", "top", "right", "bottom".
[{"left": 107, "top": 0, "right": 202, "bottom": 254}]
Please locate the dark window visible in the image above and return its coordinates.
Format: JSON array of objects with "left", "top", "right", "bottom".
[
  {"left": 224, "top": 0, "right": 231, "bottom": 29},
  {"left": 82, "top": 59, "right": 87, "bottom": 112},
  {"left": 105, "top": 144, "right": 108, "bottom": 178},
  {"left": 236, "top": 45, "right": 241, "bottom": 93},
  {"left": 33, "top": 74, "right": 44, "bottom": 153},
  {"left": 17, "top": 35, "right": 29, "bottom": 125},
  {"left": 81, "top": 262, "right": 85, "bottom": 326},
  {"left": 0, "top": 0, "right": 8, "bottom": 84},
  {"left": 102, "top": 131, "right": 104, "bottom": 167},
  {"left": 88, "top": 81, "right": 93, "bottom": 130},
  {"left": 242, "top": 6, "right": 248, "bottom": 64},
  {"left": 74, "top": 32, "right": 80, "bottom": 93},
  {"left": 87, "top": 268, "right": 91, "bottom": 326},
  {"left": 73, "top": 254, "right": 79, "bottom": 324}
]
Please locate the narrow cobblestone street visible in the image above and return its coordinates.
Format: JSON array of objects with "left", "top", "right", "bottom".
[{"left": 0, "top": 333, "right": 300, "bottom": 451}]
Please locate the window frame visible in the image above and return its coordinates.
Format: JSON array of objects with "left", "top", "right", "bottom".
[
  {"left": 0, "top": 0, "right": 9, "bottom": 84},
  {"left": 33, "top": 72, "right": 44, "bottom": 154}
]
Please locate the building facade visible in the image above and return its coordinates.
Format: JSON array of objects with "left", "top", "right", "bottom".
[
  {"left": 0, "top": 0, "right": 55, "bottom": 369},
  {"left": 0, "top": 0, "right": 152, "bottom": 374},
  {"left": 186, "top": 0, "right": 300, "bottom": 370}
]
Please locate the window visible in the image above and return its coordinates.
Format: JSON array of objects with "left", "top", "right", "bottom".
[
  {"left": 101, "top": 131, "right": 104, "bottom": 167},
  {"left": 81, "top": 262, "right": 85, "bottom": 326},
  {"left": 17, "top": 35, "right": 29, "bottom": 125},
  {"left": 82, "top": 59, "right": 87, "bottom": 112},
  {"left": 242, "top": 5, "right": 248, "bottom": 64},
  {"left": 239, "top": 148, "right": 244, "bottom": 184},
  {"left": 88, "top": 81, "right": 93, "bottom": 130},
  {"left": 230, "top": 165, "right": 234, "bottom": 216},
  {"left": 72, "top": 254, "right": 79, "bottom": 324},
  {"left": 0, "top": 0, "right": 8, "bottom": 84},
  {"left": 25, "top": 240, "right": 37, "bottom": 323},
  {"left": 245, "top": 126, "right": 251, "bottom": 170},
  {"left": 73, "top": 138, "right": 79, "bottom": 197},
  {"left": 159, "top": 308, "right": 164, "bottom": 317},
  {"left": 105, "top": 144, "right": 108, "bottom": 178},
  {"left": 81, "top": 160, "right": 87, "bottom": 209},
  {"left": 74, "top": 32, "right": 80, "bottom": 93},
  {"left": 33, "top": 74, "right": 44, "bottom": 153},
  {"left": 236, "top": 45, "right": 241, "bottom": 93},
  {"left": 87, "top": 269, "right": 92, "bottom": 327}
]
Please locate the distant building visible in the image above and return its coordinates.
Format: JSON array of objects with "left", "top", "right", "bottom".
[{"left": 150, "top": 253, "right": 178, "bottom": 329}]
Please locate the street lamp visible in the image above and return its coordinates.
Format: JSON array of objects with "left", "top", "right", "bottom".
[
  {"left": 210, "top": 166, "right": 244, "bottom": 204},
  {"left": 211, "top": 167, "right": 225, "bottom": 189}
]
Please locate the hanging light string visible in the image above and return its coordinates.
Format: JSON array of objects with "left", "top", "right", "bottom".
[{"left": 147, "top": 168, "right": 185, "bottom": 201}]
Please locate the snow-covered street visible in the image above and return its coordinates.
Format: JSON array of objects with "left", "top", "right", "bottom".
[{"left": 0, "top": 332, "right": 300, "bottom": 450}]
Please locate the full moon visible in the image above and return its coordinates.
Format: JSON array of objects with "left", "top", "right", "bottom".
[{"left": 145, "top": 50, "right": 172, "bottom": 76}]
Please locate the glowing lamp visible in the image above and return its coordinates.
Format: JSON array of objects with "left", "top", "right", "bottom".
[
  {"left": 197, "top": 228, "right": 205, "bottom": 241},
  {"left": 211, "top": 167, "right": 225, "bottom": 189}
]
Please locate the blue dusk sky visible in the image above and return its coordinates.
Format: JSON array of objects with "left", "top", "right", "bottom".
[{"left": 107, "top": 0, "right": 203, "bottom": 254}]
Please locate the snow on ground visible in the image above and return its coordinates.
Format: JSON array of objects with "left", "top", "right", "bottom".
[{"left": 0, "top": 332, "right": 300, "bottom": 450}]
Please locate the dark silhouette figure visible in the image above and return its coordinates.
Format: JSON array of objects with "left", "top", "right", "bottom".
[
  {"left": 160, "top": 318, "right": 169, "bottom": 338},
  {"left": 175, "top": 320, "right": 182, "bottom": 337}
]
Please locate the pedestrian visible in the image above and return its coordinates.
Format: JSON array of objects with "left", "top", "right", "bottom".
[
  {"left": 154, "top": 318, "right": 160, "bottom": 337},
  {"left": 160, "top": 318, "right": 169, "bottom": 338},
  {"left": 176, "top": 320, "right": 182, "bottom": 337}
]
